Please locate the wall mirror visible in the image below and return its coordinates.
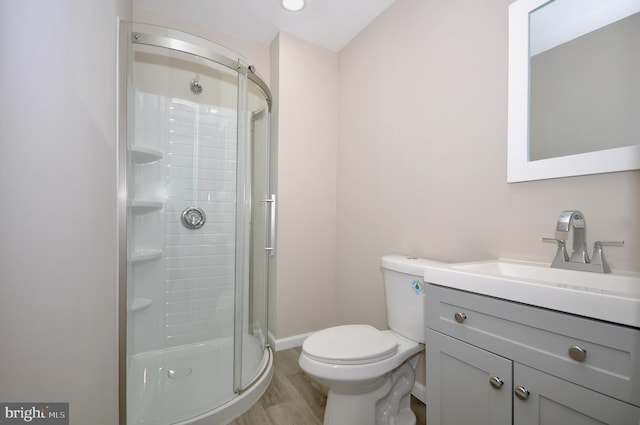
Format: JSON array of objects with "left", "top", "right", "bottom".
[{"left": 507, "top": 0, "right": 640, "bottom": 182}]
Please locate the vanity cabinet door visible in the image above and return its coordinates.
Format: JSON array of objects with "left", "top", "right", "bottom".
[
  {"left": 426, "top": 329, "right": 512, "bottom": 425},
  {"left": 514, "top": 363, "right": 640, "bottom": 425}
]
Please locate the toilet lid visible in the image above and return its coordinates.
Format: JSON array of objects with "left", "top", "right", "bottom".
[{"left": 302, "top": 325, "right": 398, "bottom": 365}]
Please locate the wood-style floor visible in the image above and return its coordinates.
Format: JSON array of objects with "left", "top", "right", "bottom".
[{"left": 230, "top": 347, "right": 427, "bottom": 425}]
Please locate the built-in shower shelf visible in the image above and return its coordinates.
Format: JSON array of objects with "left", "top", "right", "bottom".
[
  {"left": 130, "top": 249, "right": 163, "bottom": 263},
  {"left": 129, "top": 199, "right": 164, "bottom": 211},
  {"left": 130, "top": 298, "right": 153, "bottom": 312},
  {"left": 130, "top": 146, "right": 163, "bottom": 163}
]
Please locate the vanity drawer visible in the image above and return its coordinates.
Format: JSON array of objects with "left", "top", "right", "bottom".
[{"left": 425, "top": 284, "right": 640, "bottom": 406}]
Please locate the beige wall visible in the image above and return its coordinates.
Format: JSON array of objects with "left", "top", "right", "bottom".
[
  {"left": 335, "top": 0, "right": 640, "bottom": 329},
  {"left": 0, "top": 0, "right": 131, "bottom": 423},
  {"left": 270, "top": 32, "right": 339, "bottom": 338}
]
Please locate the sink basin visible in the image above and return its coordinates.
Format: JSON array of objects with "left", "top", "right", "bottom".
[{"left": 423, "top": 259, "right": 640, "bottom": 328}]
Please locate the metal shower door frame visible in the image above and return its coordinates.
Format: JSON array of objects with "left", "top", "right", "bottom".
[{"left": 118, "top": 21, "right": 274, "bottom": 425}]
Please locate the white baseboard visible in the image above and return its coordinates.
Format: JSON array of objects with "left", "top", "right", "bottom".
[{"left": 268, "top": 331, "right": 315, "bottom": 351}]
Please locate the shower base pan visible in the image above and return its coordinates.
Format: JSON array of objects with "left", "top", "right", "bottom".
[{"left": 127, "top": 334, "right": 271, "bottom": 425}]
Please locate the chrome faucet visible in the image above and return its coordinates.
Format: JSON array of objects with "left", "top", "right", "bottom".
[
  {"left": 543, "top": 210, "right": 624, "bottom": 274},
  {"left": 557, "top": 210, "right": 589, "bottom": 263}
]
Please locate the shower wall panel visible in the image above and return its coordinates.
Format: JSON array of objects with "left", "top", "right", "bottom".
[
  {"left": 163, "top": 97, "right": 238, "bottom": 348},
  {"left": 131, "top": 91, "right": 238, "bottom": 352}
]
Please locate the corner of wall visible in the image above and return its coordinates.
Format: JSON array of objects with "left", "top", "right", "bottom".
[
  {"left": 267, "top": 32, "right": 280, "bottom": 340},
  {"left": 268, "top": 31, "right": 339, "bottom": 340}
]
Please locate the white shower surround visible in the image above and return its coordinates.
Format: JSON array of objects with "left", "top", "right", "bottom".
[
  {"left": 164, "top": 96, "right": 238, "bottom": 348},
  {"left": 128, "top": 91, "right": 268, "bottom": 424},
  {"left": 129, "top": 91, "right": 240, "bottom": 354}
]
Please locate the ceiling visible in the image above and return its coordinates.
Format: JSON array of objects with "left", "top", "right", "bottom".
[{"left": 132, "top": 0, "right": 398, "bottom": 52}]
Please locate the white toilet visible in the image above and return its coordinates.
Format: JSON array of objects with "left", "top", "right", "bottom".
[{"left": 299, "top": 255, "right": 440, "bottom": 425}]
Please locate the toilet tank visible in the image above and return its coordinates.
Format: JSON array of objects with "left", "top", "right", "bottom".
[{"left": 381, "top": 255, "right": 444, "bottom": 344}]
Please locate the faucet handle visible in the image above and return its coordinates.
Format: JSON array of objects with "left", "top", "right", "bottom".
[
  {"left": 590, "top": 241, "right": 624, "bottom": 273},
  {"left": 542, "top": 237, "right": 569, "bottom": 265},
  {"left": 543, "top": 237, "right": 568, "bottom": 248},
  {"left": 594, "top": 240, "right": 625, "bottom": 247}
]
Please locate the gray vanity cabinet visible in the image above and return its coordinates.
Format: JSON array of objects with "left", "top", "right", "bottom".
[
  {"left": 426, "top": 329, "right": 511, "bottom": 425},
  {"left": 425, "top": 284, "right": 640, "bottom": 425},
  {"left": 514, "top": 363, "right": 640, "bottom": 425}
]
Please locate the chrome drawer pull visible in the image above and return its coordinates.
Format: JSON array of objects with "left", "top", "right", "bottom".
[
  {"left": 514, "top": 386, "right": 530, "bottom": 401},
  {"left": 568, "top": 345, "right": 587, "bottom": 362},
  {"left": 490, "top": 376, "right": 504, "bottom": 390},
  {"left": 454, "top": 312, "right": 467, "bottom": 323}
]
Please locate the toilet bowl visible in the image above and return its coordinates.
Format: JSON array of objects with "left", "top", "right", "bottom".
[
  {"left": 298, "top": 255, "right": 441, "bottom": 425},
  {"left": 299, "top": 325, "right": 423, "bottom": 425}
]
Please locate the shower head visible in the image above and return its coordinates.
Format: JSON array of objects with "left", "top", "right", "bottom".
[{"left": 190, "top": 79, "right": 203, "bottom": 95}]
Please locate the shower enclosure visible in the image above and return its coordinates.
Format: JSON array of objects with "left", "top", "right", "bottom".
[{"left": 118, "top": 23, "right": 274, "bottom": 425}]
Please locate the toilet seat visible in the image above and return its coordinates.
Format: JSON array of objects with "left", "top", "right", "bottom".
[{"left": 302, "top": 324, "right": 398, "bottom": 365}]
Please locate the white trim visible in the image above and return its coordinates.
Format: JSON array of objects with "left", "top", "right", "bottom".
[{"left": 269, "top": 331, "right": 315, "bottom": 351}]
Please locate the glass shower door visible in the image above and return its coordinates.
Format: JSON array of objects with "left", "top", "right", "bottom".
[
  {"left": 250, "top": 107, "right": 271, "bottom": 350},
  {"left": 233, "top": 83, "right": 272, "bottom": 393},
  {"left": 123, "top": 22, "right": 271, "bottom": 425}
]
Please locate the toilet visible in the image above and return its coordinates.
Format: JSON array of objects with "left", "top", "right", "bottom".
[{"left": 299, "top": 255, "right": 440, "bottom": 425}]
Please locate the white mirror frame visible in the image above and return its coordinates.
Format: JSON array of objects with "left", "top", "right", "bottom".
[{"left": 507, "top": 0, "right": 640, "bottom": 183}]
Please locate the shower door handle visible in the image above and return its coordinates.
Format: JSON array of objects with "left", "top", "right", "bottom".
[{"left": 265, "top": 194, "right": 276, "bottom": 255}]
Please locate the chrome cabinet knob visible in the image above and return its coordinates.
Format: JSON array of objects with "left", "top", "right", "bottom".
[
  {"left": 568, "top": 345, "right": 587, "bottom": 362},
  {"left": 514, "top": 386, "right": 530, "bottom": 401},
  {"left": 454, "top": 312, "right": 467, "bottom": 323},
  {"left": 490, "top": 376, "right": 504, "bottom": 390}
]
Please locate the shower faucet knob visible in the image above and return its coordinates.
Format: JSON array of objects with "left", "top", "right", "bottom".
[{"left": 182, "top": 207, "right": 206, "bottom": 230}]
